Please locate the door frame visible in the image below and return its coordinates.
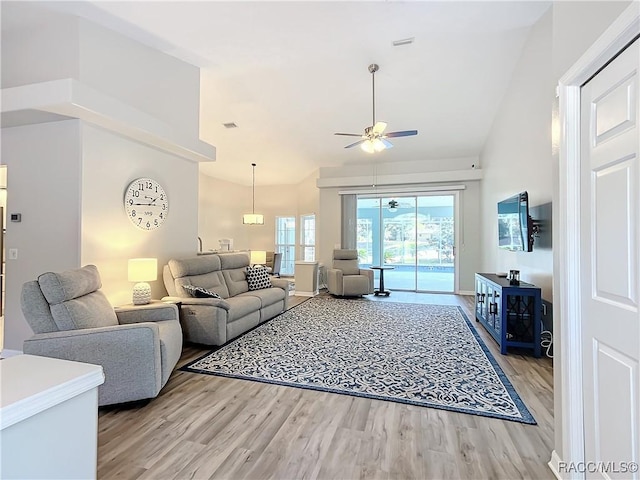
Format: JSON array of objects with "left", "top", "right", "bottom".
[{"left": 555, "top": 4, "right": 639, "bottom": 479}]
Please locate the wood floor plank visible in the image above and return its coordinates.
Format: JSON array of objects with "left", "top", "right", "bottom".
[{"left": 97, "top": 292, "right": 555, "bottom": 480}]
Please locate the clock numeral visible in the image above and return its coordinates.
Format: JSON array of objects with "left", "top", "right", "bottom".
[
  {"left": 128, "top": 199, "right": 133, "bottom": 206},
  {"left": 154, "top": 219, "right": 158, "bottom": 226},
  {"left": 159, "top": 213, "right": 164, "bottom": 219},
  {"left": 138, "top": 218, "right": 142, "bottom": 225},
  {"left": 131, "top": 210, "right": 136, "bottom": 218},
  {"left": 131, "top": 190, "right": 140, "bottom": 198}
]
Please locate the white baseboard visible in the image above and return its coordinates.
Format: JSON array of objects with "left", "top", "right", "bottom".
[
  {"left": 294, "top": 290, "right": 318, "bottom": 297},
  {"left": 1, "top": 349, "right": 23, "bottom": 359},
  {"left": 548, "top": 450, "right": 563, "bottom": 480},
  {"left": 458, "top": 290, "right": 475, "bottom": 296}
]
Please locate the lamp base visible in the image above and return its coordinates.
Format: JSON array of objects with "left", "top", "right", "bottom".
[{"left": 132, "top": 282, "right": 152, "bottom": 305}]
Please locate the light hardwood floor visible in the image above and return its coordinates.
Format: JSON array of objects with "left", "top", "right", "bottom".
[{"left": 97, "top": 292, "right": 554, "bottom": 480}]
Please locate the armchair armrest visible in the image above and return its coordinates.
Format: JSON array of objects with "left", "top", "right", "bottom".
[
  {"left": 327, "top": 268, "right": 343, "bottom": 296},
  {"left": 161, "top": 295, "right": 231, "bottom": 311},
  {"left": 359, "top": 269, "right": 374, "bottom": 279},
  {"left": 115, "top": 302, "right": 179, "bottom": 325},
  {"left": 23, "top": 323, "right": 163, "bottom": 406}
]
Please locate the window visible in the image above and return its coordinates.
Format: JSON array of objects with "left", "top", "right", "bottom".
[
  {"left": 300, "top": 214, "right": 316, "bottom": 261},
  {"left": 275, "top": 216, "right": 296, "bottom": 275}
]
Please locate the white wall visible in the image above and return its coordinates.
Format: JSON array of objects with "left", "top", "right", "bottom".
[
  {"left": 78, "top": 19, "right": 200, "bottom": 138},
  {"left": 1, "top": 13, "right": 79, "bottom": 88},
  {"left": 549, "top": 0, "right": 632, "bottom": 466},
  {"left": 317, "top": 159, "right": 481, "bottom": 293},
  {"left": 479, "top": 9, "right": 554, "bottom": 300},
  {"left": 0, "top": 9, "right": 206, "bottom": 353},
  {"left": 198, "top": 173, "right": 250, "bottom": 252},
  {"left": 81, "top": 124, "right": 199, "bottom": 306},
  {"left": 1, "top": 120, "right": 82, "bottom": 351},
  {"left": 198, "top": 170, "right": 320, "bottom": 258}
]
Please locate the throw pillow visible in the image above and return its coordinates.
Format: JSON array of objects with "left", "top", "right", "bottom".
[
  {"left": 183, "top": 284, "right": 223, "bottom": 299},
  {"left": 246, "top": 266, "right": 272, "bottom": 291}
]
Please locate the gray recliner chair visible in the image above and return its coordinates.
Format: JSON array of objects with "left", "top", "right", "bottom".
[
  {"left": 20, "top": 264, "right": 183, "bottom": 406},
  {"left": 327, "top": 249, "right": 374, "bottom": 297}
]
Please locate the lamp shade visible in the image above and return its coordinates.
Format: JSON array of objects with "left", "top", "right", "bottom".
[
  {"left": 243, "top": 213, "right": 265, "bottom": 225},
  {"left": 128, "top": 258, "right": 158, "bottom": 282},
  {"left": 250, "top": 250, "right": 267, "bottom": 265}
]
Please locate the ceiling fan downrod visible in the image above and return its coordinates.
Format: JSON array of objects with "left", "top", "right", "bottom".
[{"left": 369, "top": 63, "right": 379, "bottom": 128}]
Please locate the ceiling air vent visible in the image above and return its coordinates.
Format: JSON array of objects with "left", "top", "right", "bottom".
[{"left": 223, "top": 122, "right": 238, "bottom": 129}]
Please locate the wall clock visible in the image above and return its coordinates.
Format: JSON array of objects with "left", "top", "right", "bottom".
[{"left": 124, "top": 178, "right": 168, "bottom": 230}]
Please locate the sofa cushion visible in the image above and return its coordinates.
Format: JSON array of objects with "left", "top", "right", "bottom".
[
  {"left": 238, "top": 287, "right": 285, "bottom": 308},
  {"left": 333, "top": 259, "right": 361, "bottom": 276},
  {"left": 223, "top": 268, "right": 249, "bottom": 297},
  {"left": 183, "top": 284, "right": 222, "bottom": 299},
  {"left": 169, "top": 256, "right": 221, "bottom": 278},
  {"left": 38, "top": 265, "right": 103, "bottom": 304},
  {"left": 50, "top": 290, "right": 119, "bottom": 331},
  {"left": 225, "top": 296, "right": 262, "bottom": 322},
  {"left": 219, "top": 253, "right": 250, "bottom": 270},
  {"left": 176, "top": 272, "right": 229, "bottom": 299},
  {"left": 37, "top": 265, "right": 118, "bottom": 330},
  {"left": 246, "top": 266, "right": 272, "bottom": 291}
]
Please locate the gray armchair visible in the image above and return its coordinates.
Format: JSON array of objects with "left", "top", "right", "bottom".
[
  {"left": 20, "top": 265, "right": 182, "bottom": 406},
  {"left": 327, "top": 249, "right": 374, "bottom": 297}
]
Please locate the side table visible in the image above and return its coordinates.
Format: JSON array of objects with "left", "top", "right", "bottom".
[{"left": 370, "top": 266, "right": 395, "bottom": 296}]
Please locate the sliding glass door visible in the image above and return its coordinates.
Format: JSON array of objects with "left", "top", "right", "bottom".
[{"left": 357, "top": 194, "right": 455, "bottom": 293}]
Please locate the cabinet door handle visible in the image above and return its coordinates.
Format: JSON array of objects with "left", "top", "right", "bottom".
[{"left": 489, "top": 302, "right": 497, "bottom": 314}]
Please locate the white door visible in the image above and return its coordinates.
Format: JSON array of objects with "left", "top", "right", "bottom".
[{"left": 580, "top": 38, "right": 639, "bottom": 479}]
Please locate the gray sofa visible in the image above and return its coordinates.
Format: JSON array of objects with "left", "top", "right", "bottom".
[
  {"left": 20, "top": 265, "right": 182, "bottom": 406},
  {"left": 163, "top": 252, "right": 289, "bottom": 346}
]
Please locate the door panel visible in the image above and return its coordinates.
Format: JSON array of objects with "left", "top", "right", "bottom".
[{"left": 581, "top": 38, "right": 639, "bottom": 479}]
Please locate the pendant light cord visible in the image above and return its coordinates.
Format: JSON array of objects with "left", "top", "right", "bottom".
[{"left": 251, "top": 163, "right": 256, "bottom": 214}]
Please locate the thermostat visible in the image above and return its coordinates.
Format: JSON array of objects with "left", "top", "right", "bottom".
[{"left": 10, "top": 213, "right": 21, "bottom": 222}]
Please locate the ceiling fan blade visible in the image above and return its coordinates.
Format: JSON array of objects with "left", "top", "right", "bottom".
[
  {"left": 344, "top": 139, "right": 367, "bottom": 149},
  {"left": 381, "top": 138, "right": 394, "bottom": 149},
  {"left": 372, "top": 122, "right": 387, "bottom": 135},
  {"left": 385, "top": 130, "right": 418, "bottom": 138},
  {"left": 335, "top": 132, "right": 364, "bottom": 137}
]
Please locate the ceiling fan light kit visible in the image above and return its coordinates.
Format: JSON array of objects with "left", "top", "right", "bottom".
[
  {"left": 335, "top": 63, "right": 418, "bottom": 153},
  {"left": 243, "top": 163, "right": 264, "bottom": 225}
]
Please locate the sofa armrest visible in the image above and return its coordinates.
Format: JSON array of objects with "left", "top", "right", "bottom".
[
  {"left": 115, "top": 303, "right": 179, "bottom": 324},
  {"left": 270, "top": 278, "right": 291, "bottom": 291},
  {"left": 161, "top": 295, "right": 231, "bottom": 311},
  {"left": 23, "top": 323, "right": 162, "bottom": 406}
]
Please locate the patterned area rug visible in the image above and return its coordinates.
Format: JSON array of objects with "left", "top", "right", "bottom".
[{"left": 182, "top": 297, "right": 536, "bottom": 424}]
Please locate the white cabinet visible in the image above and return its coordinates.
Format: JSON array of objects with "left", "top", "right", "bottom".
[
  {"left": 0, "top": 355, "right": 104, "bottom": 479},
  {"left": 294, "top": 261, "right": 319, "bottom": 296}
]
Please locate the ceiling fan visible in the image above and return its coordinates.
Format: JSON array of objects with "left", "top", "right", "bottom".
[{"left": 335, "top": 63, "right": 418, "bottom": 153}]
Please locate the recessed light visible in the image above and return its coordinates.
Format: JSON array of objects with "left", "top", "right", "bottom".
[
  {"left": 392, "top": 37, "right": 414, "bottom": 47},
  {"left": 223, "top": 122, "right": 238, "bottom": 129}
]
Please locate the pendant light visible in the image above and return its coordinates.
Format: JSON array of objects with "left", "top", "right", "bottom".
[{"left": 243, "top": 163, "right": 264, "bottom": 225}]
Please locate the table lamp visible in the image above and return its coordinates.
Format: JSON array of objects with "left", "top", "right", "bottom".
[
  {"left": 128, "top": 258, "right": 157, "bottom": 305},
  {"left": 250, "top": 250, "right": 267, "bottom": 267}
]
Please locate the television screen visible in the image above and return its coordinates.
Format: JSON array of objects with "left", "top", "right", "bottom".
[{"left": 498, "top": 192, "right": 531, "bottom": 251}]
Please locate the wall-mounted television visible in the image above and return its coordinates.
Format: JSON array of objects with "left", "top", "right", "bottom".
[{"left": 498, "top": 191, "right": 533, "bottom": 252}]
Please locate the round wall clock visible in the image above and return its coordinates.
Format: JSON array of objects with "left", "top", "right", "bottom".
[{"left": 124, "top": 178, "right": 169, "bottom": 230}]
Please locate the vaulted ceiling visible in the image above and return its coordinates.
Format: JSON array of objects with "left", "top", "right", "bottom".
[{"left": 3, "top": 1, "right": 551, "bottom": 186}]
